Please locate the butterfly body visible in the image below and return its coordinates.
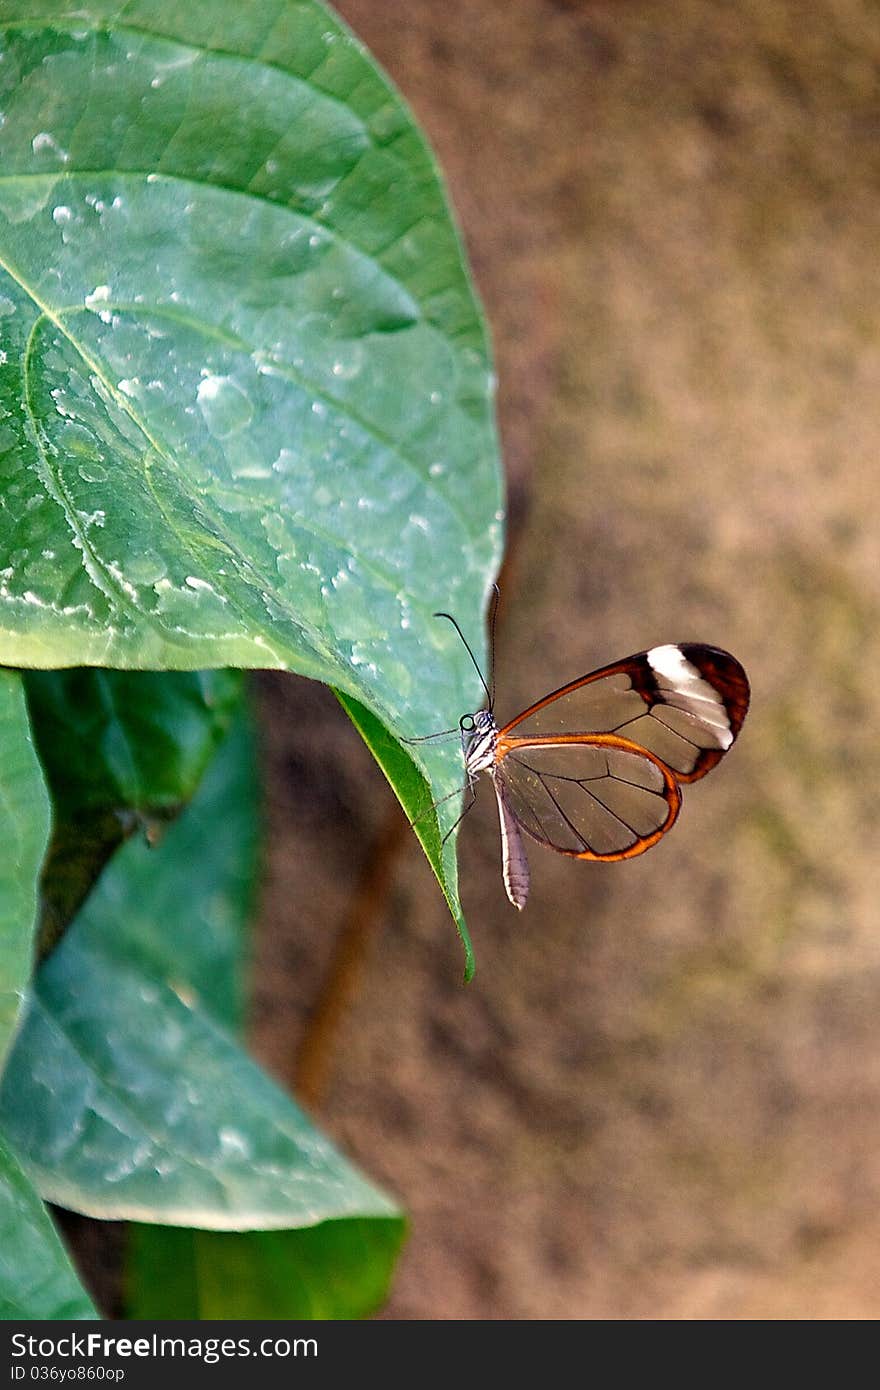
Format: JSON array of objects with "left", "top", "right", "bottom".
[
  {"left": 461, "top": 708, "right": 498, "bottom": 775},
  {"left": 461, "top": 709, "right": 530, "bottom": 908},
  {"left": 457, "top": 642, "right": 749, "bottom": 911}
]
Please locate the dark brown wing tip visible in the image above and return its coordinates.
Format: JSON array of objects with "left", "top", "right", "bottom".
[{"left": 677, "top": 644, "right": 751, "bottom": 738}]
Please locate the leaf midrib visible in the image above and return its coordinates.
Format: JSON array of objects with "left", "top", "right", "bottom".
[
  {"left": 0, "top": 172, "right": 476, "bottom": 611},
  {"left": 0, "top": 165, "right": 458, "bottom": 346},
  {"left": 52, "top": 289, "right": 473, "bottom": 534},
  {"left": 0, "top": 250, "right": 405, "bottom": 718}
]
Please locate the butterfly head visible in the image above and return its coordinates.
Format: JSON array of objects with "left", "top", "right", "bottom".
[{"left": 460, "top": 708, "right": 498, "bottom": 776}]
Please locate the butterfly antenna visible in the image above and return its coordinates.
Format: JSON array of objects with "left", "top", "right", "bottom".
[
  {"left": 488, "top": 583, "right": 500, "bottom": 710},
  {"left": 433, "top": 609, "right": 493, "bottom": 710}
]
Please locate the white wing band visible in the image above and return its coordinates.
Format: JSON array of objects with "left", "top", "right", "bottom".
[{"left": 647, "top": 644, "right": 733, "bottom": 749}]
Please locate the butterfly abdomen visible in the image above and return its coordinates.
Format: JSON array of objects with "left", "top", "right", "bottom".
[{"left": 493, "top": 777, "right": 530, "bottom": 910}]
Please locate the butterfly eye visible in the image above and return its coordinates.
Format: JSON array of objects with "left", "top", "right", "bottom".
[{"left": 460, "top": 714, "right": 475, "bottom": 732}]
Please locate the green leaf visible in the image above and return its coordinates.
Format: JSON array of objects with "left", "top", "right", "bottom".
[
  {"left": 337, "top": 690, "right": 473, "bottom": 980},
  {"left": 127, "top": 1219, "right": 404, "bottom": 1320},
  {"left": 0, "top": 711, "right": 401, "bottom": 1232},
  {"left": 0, "top": 0, "right": 502, "bottom": 931},
  {"left": 0, "top": 669, "right": 51, "bottom": 1067},
  {"left": 89, "top": 697, "right": 259, "bottom": 1032},
  {"left": 0, "top": 1130, "right": 96, "bottom": 1319},
  {"left": 124, "top": 708, "right": 403, "bottom": 1317},
  {"left": 0, "top": 906, "right": 400, "bottom": 1231},
  {"left": 24, "top": 668, "right": 244, "bottom": 954},
  {"left": 25, "top": 668, "right": 244, "bottom": 818}
]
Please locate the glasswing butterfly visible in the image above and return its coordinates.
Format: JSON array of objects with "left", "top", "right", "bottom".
[{"left": 425, "top": 605, "right": 750, "bottom": 911}]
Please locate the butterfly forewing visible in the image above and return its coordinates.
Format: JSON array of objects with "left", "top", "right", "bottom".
[
  {"left": 500, "top": 644, "right": 749, "bottom": 783},
  {"left": 495, "top": 735, "right": 681, "bottom": 861}
]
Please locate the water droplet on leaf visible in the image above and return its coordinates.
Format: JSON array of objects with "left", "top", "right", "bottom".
[{"left": 196, "top": 374, "right": 254, "bottom": 439}]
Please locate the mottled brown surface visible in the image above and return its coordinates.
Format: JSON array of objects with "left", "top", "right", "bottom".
[{"left": 251, "top": 0, "right": 880, "bottom": 1318}]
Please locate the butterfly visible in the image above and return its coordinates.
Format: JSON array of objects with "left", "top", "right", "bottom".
[{"left": 430, "top": 614, "right": 750, "bottom": 910}]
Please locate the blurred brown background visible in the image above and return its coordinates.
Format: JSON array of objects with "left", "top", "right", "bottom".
[{"left": 253, "top": 0, "right": 880, "bottom": 1318}]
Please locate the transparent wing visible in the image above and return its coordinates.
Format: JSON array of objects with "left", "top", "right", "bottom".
[
  {"left": 495, "top": 735, "right": 681, "bottom": 861},
  {"left": 500, "top": 644, "right": 749, "bottom": 782}
]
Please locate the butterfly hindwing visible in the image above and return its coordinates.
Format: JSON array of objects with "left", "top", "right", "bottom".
[{"left": 494, "top": 734, "right": 681, "bottom": 861}]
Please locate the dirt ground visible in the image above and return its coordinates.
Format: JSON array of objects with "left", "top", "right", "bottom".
[{"left": 248, "top": 0, "right": 880, "bottom": 1319}]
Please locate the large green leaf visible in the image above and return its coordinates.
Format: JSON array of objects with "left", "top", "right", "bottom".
[
  {"left": 24, "top": 667, "right": 244, "bottom": 953},
  {"left": 0, "top": 1131, "right": 96, "bottom": 1319},
  {"left": 0, "top": 669, "right": 51, "bottom": 1066},
  {"left": 0, "top": 710, "right": 401, "bottom": 1232},
  {"left": 0, "top": 899, "right": 399, "bottom": 1232},
  {"left": 123, "top": 708, "right": 403, "bottom": 1317},
  {"left": 0, "top": 0, "right": 502, "bottom": 922}
]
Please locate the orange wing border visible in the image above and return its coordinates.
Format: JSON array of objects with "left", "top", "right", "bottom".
[{"left": 494, "top": 732, "right": 682, "bottom": 862}]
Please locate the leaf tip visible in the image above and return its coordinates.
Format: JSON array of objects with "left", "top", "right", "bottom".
[{"left": 461, "top": 937, "right": 476, "bottom": 984}]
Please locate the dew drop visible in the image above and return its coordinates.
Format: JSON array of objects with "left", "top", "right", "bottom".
[
  {"left": 78, "top": 461, "right": 108, "bottom": 484},
  {"left": 84, "top": 285, "right": 113, "bottom": 322},
  {"left": 271, "top": 447, "right": 296, "bottom": 474},
  {"left": 85, "top": 284, "right": 111, "bottom": 308},
  {"left": 369, "top": 103, "right": 401, "bottom": 142},
  {"left": 231, "top": 459, "right": 272, "bottom": 480},
  {"left": 196, "top": 374, "right": 254, "bottom": 439},
  {"left": 31, "top": 131, "right": 69, "bottom": 161},
  {"left": 331, "top": 343, "right": 364, "bottom": 381},
  {"left": 218, "top": 1127, "right": 251, "bottom": 1159},
  {"left": 125, "top": 550, "right": 168, "bottom": 586}
]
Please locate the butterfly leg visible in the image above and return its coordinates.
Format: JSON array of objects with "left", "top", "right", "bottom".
[
  {"left": 408, "top": 780, "right": 471, "bottom": 833},
  {"left": 399, "top": 727, "right": 461, "bottom": 744},
  {"left": 439, "top": 776, "right": 478, "bottom": 846}
]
